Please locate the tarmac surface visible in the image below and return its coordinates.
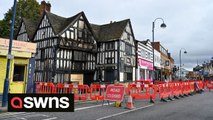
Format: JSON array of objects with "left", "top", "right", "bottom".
[{"left": 0, "top": 90, "right": 212, "bottom": 120}]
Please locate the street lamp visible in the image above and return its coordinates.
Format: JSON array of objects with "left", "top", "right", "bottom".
[
  {"left": 152, "top": 18, "right": 166, "bottom": 81},
  {"left": 2, "top": 0, "right": 17, "bottom": 107},
  {"left": 179, "top": 48, "right": 187, "bottom": 80}
]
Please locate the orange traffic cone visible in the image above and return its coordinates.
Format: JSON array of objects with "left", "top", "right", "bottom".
[{"left": 126, "top": 95, "right": 134, "bottom": 109}]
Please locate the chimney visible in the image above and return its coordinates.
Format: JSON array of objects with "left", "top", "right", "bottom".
[
  {"left": 40, "top": 1, "right": 46, "bottom": 16},
  {"left": 40, "top": 1, "right": 51, "bottom": 16},
  {"left": 45, "top": 2, "right": 51, "bottom": 12}
]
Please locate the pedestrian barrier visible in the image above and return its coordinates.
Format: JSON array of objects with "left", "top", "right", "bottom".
[
  {"left": 35, "top": 80, "right": 209, "bottom": 107},
  {"left": 77, "top": 85, "right": 89, "bottom": 101},
  {"left": 36, "top": 82, "right": 56, "bottom": 94},
  {"left": 55, "top": 83, "right": 79, "bottom": 100},
  {"left": 194, "top": 81, "right": 204, "bottom": 92},
  {"left": 126, "top": 82, "right": 157, "bottom": 102},
  {"left": 182, "top": 82, "right": 191, "bottom": 95},
  {"left": 90, "top": 84, "right": 106, "bottom": 101},
  {"left": 189, "top": 81, "right": 195, "bottom": 93},
  {"left": 158, "top": 83, "right": 172, "bottom": 101},
  {"left": 171, "top": 82, "right": 181, "bottom": 98},
  {"left": 205, "top": 81, "right": 213, "bottom": 91}
]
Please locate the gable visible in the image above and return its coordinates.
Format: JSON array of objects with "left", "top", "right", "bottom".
[
  {"left": 121, "top": 21, "right": 135, "bottom": 46},
  {"left": 34, "top": 14, "right": 55, "bottom": 41},
  {"left": 59, "top": 14, "right": 96, "bottom": 50},
  {"left": 16, "top": 21, "right": 29, "bottom": 41}
]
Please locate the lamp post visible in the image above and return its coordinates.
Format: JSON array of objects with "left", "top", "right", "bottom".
[
  {"left": 2, "top": 0, "right": 17, "bottom": 107},
  {"left": 179, "top": 48, "right": 187, "bottom": 80},
  {"left": 152, "top": 18, "right": 166, "bottom": 81}
]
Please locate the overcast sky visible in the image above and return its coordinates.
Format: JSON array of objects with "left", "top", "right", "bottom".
[{"left": 1, "top": 0, "right": 213, "bottom": 70}]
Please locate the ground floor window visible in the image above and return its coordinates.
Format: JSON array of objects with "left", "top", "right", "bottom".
[
  {"left": 140, "top": 69, "right": 145, "bottom": 80},
  {"left": 147, "top": 70, "right": 152, "bottom": 80},
  {"left": 13, "top": 65, "right": 25, "bottom": 82}
]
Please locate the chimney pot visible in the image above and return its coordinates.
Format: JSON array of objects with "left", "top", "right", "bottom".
[{"left": 40, "top": 1, "right": 51, "bottom": 16}]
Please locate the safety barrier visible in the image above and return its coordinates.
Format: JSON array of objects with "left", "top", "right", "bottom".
[
  {"left": 194, "top": 80, "right": 204, "bottom": 92},
  {"left": 181, "top": 82, "right": 191, "bottom": 95},
  {"left": 205, "top": 81, "right": 213, "bottom": 91},
  {"left": 36, "top": 82, "right": 56, "bottom": 94},
  {"left": 90, "top": 84, "right": 106, "bottom": 101},
  {"left": 189, "top": 81, "right": 195, "bottom": 93},
  {"left": 171, "top": 82, "right": 181, "bottom": 98},
  {"left": 126, "top": 82, "right": 157, "bottom": 102},
  {"left": 55, "top": 84, "right": 79, "bottom": 100},
  {"left": 35, "top": 80, "right": 207, "bottom": 103},
  {"left": 77, "top": 85, "right": 89, "bottom": 100},
  {"left": 157, "top": 83, "right": 172, "bottom": 101}
]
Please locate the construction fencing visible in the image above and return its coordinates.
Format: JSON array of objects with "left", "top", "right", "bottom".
[{"left": 35, "top": 80, "right": 212, "bottom": 102}]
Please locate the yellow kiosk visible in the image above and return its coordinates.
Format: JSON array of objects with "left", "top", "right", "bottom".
[{"left": 0, "top": 38, "right": 36, "bottom": 94}]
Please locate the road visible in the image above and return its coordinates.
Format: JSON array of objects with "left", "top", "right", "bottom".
[{"left": 0, "top": 90, "right": 213, "bottom": 120}]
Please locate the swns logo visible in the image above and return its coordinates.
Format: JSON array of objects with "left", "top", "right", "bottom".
[{"left": 8, "top": 94, "right": 74, "bottom": 112}]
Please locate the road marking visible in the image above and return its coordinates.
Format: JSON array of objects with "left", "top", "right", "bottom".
[
  {"left": 75, "top": 102, "right": 114, "bottom": 111},
  {"left": 0, "top": 112, "right": 25, "bottom": 117},
  {"left": 42, "top": 117, "right": 58, "bottom": 120},
  {"left": 96, "top": 104, "right": 154, "bottom": 120},
  {"left": 0, "top": 112, "right": 32, "bottom": 119},
  {"left": 24, "top": 113, "right": 49, "bottom": 118}
]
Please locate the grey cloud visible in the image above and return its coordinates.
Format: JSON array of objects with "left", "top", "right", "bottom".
[{"left": 1, "top": 0, "right": 213, "bottom": 71}]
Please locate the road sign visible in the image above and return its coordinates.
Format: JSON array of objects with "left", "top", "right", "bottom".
[{"left": 105, "top": 85, "right": 125, "bottom": 101}]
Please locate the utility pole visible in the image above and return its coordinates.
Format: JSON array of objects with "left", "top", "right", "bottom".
[{"left": 2, "top": 0, "right": 17, "bottom": 107}]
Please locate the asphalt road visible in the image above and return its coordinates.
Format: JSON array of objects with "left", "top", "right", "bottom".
[{"left": 0, "top": 90, "right": 212, "bottom": 120}]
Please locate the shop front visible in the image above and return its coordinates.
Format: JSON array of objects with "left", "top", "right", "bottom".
[
  {"left": 0, "top": 38, "right": 36, "bottom": 94},
  {"left": 137, "top": 58, "right": 153, "bottom": 82}
]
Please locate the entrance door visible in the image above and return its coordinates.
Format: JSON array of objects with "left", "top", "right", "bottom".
[
  {"left": 83, "top": 73, "right": 94, "bottom": 86},
  {"left": 10, "top": 64, "right": 27, "bottom": 93},
  {"left": 105, "top": 70, "right": 115, "bottom": 83}
]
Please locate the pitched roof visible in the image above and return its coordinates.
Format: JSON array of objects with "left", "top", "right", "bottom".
[
  {"left": 22, "top": 18, "right": 40, "bottom": 40},
  {"left": 45, "top": 12, "right": 67, "bottom": 34},
  {"left": 45, "top": 11, "right": 82, "bottom": 35},
  {"left": 91, "top": 19, "right": 129, "bottom": 42}
]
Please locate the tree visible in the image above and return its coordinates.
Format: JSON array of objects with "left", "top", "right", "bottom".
[{"left": 0, "top": 0, "right": 40, "bottom": 38}]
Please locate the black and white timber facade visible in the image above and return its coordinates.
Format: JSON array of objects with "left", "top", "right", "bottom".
[
  {"left": 91, "top": 20, "right": 136, "bottom": 83},
  {"left": 17, "top": 11, "right": 97, "bottom": 85}
]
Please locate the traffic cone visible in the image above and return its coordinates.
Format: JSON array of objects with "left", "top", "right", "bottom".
[{"left": 126, "top": 95, "right": 134, "bottom": 109}]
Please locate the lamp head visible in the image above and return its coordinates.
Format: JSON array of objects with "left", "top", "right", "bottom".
[
  {"left": 184, "top": 51, "right": 187, "bottom": 54},
  {"left": 160, "top": 23, "right": 167, "bottom": 28}
]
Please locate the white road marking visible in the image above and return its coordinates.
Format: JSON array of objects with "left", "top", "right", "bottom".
[
  {"left": 42, "top": 117, "right": 58, "bottom": 120},
  {"left": 96, "top": 104, "right": 154, "bottom": 120},
  {"left": 0, "top": 112, "right": 25, "bottom": 117},
  {"left": 75, "top": 102, "right": 114, "bottom": 111},
  {"left": 23, "top": 113, "right": 49, "bottom": 118},
  {"left": 0, "top": 112, "right": 50, "bottom": 120},
  {"left": 0, "top": 112, "right": 32, "bottom": 119}
]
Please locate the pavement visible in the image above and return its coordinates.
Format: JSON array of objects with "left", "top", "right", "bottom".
[
  {"left": 0, "top": 101, "right": 8, "bottom": 113},
  {"left": 0, "top": 95, "right": 7, "bottom": 113}
]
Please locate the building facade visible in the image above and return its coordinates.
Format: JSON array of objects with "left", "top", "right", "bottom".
[
  {"left": 17, "top": 10, "right": 97, "bottom": 85},
  {"left": 92, "top": 20, "right": 136, "bottom": 83},
  {"left": 0, "top": 38, "right": 36, "bottom": 94},
  {"left": 136, "top": 40, "right": 153, "bottom": 81},
  {"left": 152, "top": 42, "right": 174, "bottom": 81},
  {"left": 154, "top": 49, "right": 161, "bottom": 80}
]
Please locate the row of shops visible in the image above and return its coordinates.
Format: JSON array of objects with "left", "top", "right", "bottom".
[{"left": 136, "top": 40, "right": 174, "bottom": 82}]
